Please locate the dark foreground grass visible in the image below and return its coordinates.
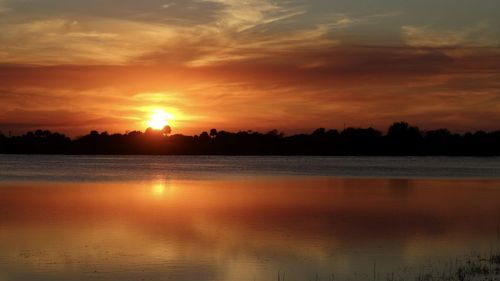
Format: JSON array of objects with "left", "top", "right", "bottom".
[
  {"left": 276, "top": 250, "right": 500, "bottom": 281},
  {"left": 414, "top": 251, "right": 500, "bottom": 281}
]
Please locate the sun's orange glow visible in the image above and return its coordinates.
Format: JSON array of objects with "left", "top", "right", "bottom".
[
  {"left": 0, "top": 1, "right": 499, "bottom": 136},
  {"left": 152, "top": 183, "right": 165, "bottom": 196},
  {"left": 147, "top": 109, "right": 173, "bottom": 130}
]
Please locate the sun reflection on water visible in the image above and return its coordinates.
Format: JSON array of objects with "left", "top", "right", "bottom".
[
  {"left": 150, "top": 180, "right": 176, "bottom": 198},
  {"left": 1, "top": 179, "right": 500, "bottom": 281},
  {"left": 152, "top": 183, "right": 166, "bottom": 196}
]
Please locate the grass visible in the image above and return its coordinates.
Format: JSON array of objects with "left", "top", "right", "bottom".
[
  {"left": 275, "top": 250, "right": 500, "bottom": 281},
  {"left": 385, "top": 251, "right": 500, "bottom": 281},
  {"left": 392, "top": 251, "right": 500, "bottom": 281}
]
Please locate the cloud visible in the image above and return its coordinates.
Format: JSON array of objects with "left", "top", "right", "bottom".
[
  {"left": 0, "top": 0, "right": 334, "bottom": 66},
  {"left": 137, "top": 10, "right": 399, "bottom": 67},
  {"left": 401, "top": 24, "right": 495, "bottom": 47},
  {"left": 139, "top": 0, "right": 315, "bottom": 66},
  {"left": 162, "top": 3, "right": 174, "bottom": 9},
  {"left": 203, "top": 0, "right": 303, "bottom": 32},
  {"left": 0, "top": 0, "right": 8, "bottom": 13},
  {"left": 1, "top": 45, "right": 500, "bottom": 135},
  {"left": 0, "top": 18, "right": 176, "bottom": 64},
  {"left": 0, "top": 1, "right": 500, "bottom": 134},
  {"left": 0, "top": 109, "right": 114, "bottom": 131}
]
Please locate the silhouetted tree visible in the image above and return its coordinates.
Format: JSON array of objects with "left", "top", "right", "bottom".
[
  {"left": 387, "top": 122, "right": 423, "bottom": 154},
  {"left": 210, "top": 129, "right": 218, "bottom": 139},
  {"left": 326, "top": 129, "right": 339, "bottom": 138},
  {"left": 144, "top": 127, "right": 155, "bottom": 135},
  {"left": 267, "top": 129, "right": 281, "bottom": 136},
  {"left": 199, "top": 132, "right": 210, "bottom": 142},
  {"left": 424, "top": 129, "right": 460, "bottom": 155},
  {"left": 312, "top": 128, "right": 326, "bottom": 137},
  {"left": 387, "top": 122, "right": 422, "bottom": 140},
  {"left": 1, "top": 122, "right": 500, "bottom": 155},
  {"left": 162, "top": 125, "right": 172, "bottom": 136}
]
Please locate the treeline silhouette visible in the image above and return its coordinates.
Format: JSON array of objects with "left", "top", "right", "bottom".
[{"left": 1, "top": 122, "right": 500, "bottom": 156}]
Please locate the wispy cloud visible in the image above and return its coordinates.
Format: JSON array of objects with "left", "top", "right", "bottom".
[
  {"left": 162, "top": 3, "right": 175, "bottom": 9},
  {"left": 0, "top": 0, "right": 8, "bottom": 13},
  {"left": 203, "top": 0, "right": 302, "bottom": 32},
  {"left": 0, "top": 18, "right": 176, "bottom": 64},
  {"left": 402, "top": 24, "right": 495, "bottom": 47},
  {"left": 0, "top": 0, "right": 316, "bottom": 66}
]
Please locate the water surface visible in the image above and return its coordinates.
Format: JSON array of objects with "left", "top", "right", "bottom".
[
  {"left": 0, "top": 156, "right": 499, "bottom": 281},
  {"left": 1, "top": 155, "right": 500, "bottom": 182}
]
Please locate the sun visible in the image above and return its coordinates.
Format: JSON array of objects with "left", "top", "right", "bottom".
[{"left": 147, "top": 109, "right": 173, "bottom": 130}]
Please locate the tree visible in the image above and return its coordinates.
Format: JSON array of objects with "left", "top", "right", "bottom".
[
  {"left": 312, "top": 128, "right": 326, "bottom": 137},
  {"left": 386, "top": 122, "right": 423, "bottom": 154},
  {"left": 387, "top": 122, "right": 422, "bottom": 141},
  {"left": 199, "top": 131, "right": 210, "bottom": 142},
  {"left": 209, "top": 128, "right": 218, "bottom": 138},
  {"left": 145, "top": 127, "right": 156, "bottom": 135},
  {"left": 162, "top": 125, "right": 172, "bottom": 136}
]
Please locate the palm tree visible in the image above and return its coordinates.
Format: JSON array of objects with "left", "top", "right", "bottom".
[{"left": 162, "top": 125, "right": 172, "bottom": 136}]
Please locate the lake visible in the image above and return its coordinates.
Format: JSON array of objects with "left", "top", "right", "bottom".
[{"left": 1, "top": 156, "right": 500, "bottom": 281}]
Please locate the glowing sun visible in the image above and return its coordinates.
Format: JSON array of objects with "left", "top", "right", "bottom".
[{"left": 147, "top": 109, "right": 173, "bottom": 130}]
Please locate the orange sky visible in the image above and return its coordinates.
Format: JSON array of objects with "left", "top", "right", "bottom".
[{"left": 0, "top": 0, "right": 500, "bottom": 136}]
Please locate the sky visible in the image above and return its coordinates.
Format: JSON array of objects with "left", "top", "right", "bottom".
[{"left": 0, "top": 0, "right": 500, "bottom": 136}]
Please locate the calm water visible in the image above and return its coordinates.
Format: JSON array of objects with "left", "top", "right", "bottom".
[{"left": 0, "top": 155, "right": 500, "bottom": 281}]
